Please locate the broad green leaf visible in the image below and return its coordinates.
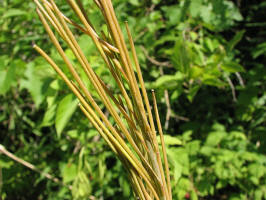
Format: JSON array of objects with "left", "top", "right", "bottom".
[
  {"left": 0, "top": 64, "right": 16, "bottom": 95},
  {"left": 78, "top": 34, "right": 94, "bottom": 57},
  {"left": 202, "top": 75, "right": 225, "bottom": 87},
  {"left": 65, "top": 49, "right": 75, "bottom": 60},
  {"left": 204, "top": 38, "right": 215, "bottom": 52},
  {"left": 189, "top": 0, "right": 202, "bottom": 18},
  {"left": 167, "top": 149, "right": 182, "bottom": 184},
  {"left": 192, "top": 44, "right": 205, "bottom": 66},
  {"left": 150, "top": 11, "right": 161, "bottom": 21},
  {"left": 212, "top": 123, "right": 226, "bottom": 131},
  {"left": 3, "top": 9, "right": 27, "bottom": 18},
  {"left": 128, "top": 0, "right": 140, "bottom": 6},
  {"left": 152, "top": 0, "right": 160, "bottom": 4},
  {"left": 162, "top": 5, "right": 181, "bottom": 25},
  {"left": 55, "top": 94, "right": 78, "bottom": 137},
  {"left": 0, "top": 158, "right": 13, "bottom": 169},
  {"left": 67, "top": 130, "right": 79, "bottom": 139},
  {"left": 41, "top": 104, "right": 57, "bottom": 127},
  {"left": 172, "top": 38, "right": 190, "bottom": 75},
  {"left": 200, "top": 146, "right": 214, "bottom": 156},
  {"left": 72, "top": 171, "right": 91, "bottom": 199},
  {"left": 221, "top": 62, "right": 245, "bottom": 73},
  {"left": 157, "top": 135, "right": 182, "bottom": 146},
  {"left": 191, "top": 66, "right": 204, "bottom": 79},
  {"left": 186, "top": 140, "right": 200, "bottom": 155},
  {"left": 196, "top": 177, "right": 214, "bottom": 196},
  {"left": 154, "top": 72, "right": 184, "bottom": 89},
  {"left": 230, "top": 131, "right": 247, "bottom": 140},
  {"left": 170, "top": 86, "right": 183, "bottom": 100},
  {"left": 20, "top": 63, "right": 53, "bottom": 107},
  {"left": 205, "top": 131, "right": 227, "bottom": 146},
  {"left": 62, "top": 163, "right": 77, "bottom": 183},
  {"left": 200, "top": 5, "right": 212, "bottom": 24}
]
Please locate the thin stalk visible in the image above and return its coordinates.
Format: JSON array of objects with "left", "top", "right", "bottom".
[{"left": 152, "top": 90, "right": 172, "bottom": 199}]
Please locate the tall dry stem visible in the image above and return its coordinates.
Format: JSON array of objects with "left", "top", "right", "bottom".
[{"left": 33, "top": 1, "right": 172, "bottom": 199}]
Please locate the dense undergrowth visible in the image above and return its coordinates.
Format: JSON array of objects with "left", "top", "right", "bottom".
[{"left": 0, "top": 0, "right": 265, "bottom": 199}]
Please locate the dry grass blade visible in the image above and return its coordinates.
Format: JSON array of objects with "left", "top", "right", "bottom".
[{"left": 33, "top": 0, "right": 172, "bottom": 199}]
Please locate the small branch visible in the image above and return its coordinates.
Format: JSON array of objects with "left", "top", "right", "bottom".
[
  {"left": 159, "top": 67, "right": 172, "bottom": 130},
  {"left": 73, "top": 140, "right": 81, "bottom": 154},
  {"left": 0, "top": 144, "right": 70, "bottom": 189},
  {"left": 225, "top": 76, "right": 237, "bottom": 102},
  {"left": 159, "top": 67, "right": 189, "bottom": 127},
  {"left": 134, "top": 28, "right": 148, "bottom": 42},
  {"left": 235, "top": 72, "right": 245, "bottom": 87},
  {"left": 146, "top": 4, "right": 156, "bottom": 15},
  {"left": 0, "top": 166, "right": 2, "bottom": 195},
  {"left": 164, "top": 90, "right": 171, "bottom": 130},
  {"left": 140, "top": 46, "right": 173, "bottom": 68},
  {"left": 172, "top": 114, "right": 190, "bottom": 122},
  {"left": 192, "top": 24, "right": 202, "bottom": 32}
]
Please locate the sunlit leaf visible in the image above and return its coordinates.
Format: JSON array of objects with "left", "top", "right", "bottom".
[
  {"left": 62, "top": 163, "right": 77, "bottom": 184},
  {"left": 55, "top": 94, "right": 78, "bottom": 137},
  {"left": 2, "top": 9, "right": 27, "bottom": 18},
  {"left": 157, "top": 135, "right": 182, "bottom": 146},
  {"left": 221, "top": 62, "right": 245, "bottom": 73}
]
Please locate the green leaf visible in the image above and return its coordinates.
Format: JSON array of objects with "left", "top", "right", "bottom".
[
  {"left": 202, "top": 75, "right": 225, "bottom": 87},
  {"left": 187, "top": 85, "right": 200, "bottom": 102},
  {"left": 186, "top": 140, "right": 201, "bottom": 155},
  {"left": 191, "top": 66, "right": 204, "bottom": 79},
  {"left": 41, "top": 104, "right": 57, "bottom": 127},
  {"left": 67, "top": 130, "right": 79, "bottom": 139},
  {"left": 200, "top": 5, "right": 212, "bottom": 24},
  {"left": 157, "top": 135, "right": 182, "bottom": 146},
  {"left": 129, "top": 0, "right": 140, "bottom": 6},
  {"left": 170, "top": 87, "right": 183, "bottom": 100},
  {"left": 78, "top": 34, "right": 94, "bottom": 57},
  {"left": 221, "top": 62, "right": 245, "bottom": 73},
  {"left": 172, "top": 38, "right": 190, "bottom": 75},
  {"left": 154, "top": 34, "right": 177, "bottom": 47},
  {"left": 197, "top": 177, "right": 214, "bottom": 196},
  {"left": 212, "top": 123, "right": 226, "bottom": 131},
  {"left": 205, "top": 131, "right": 227, "bottom": 146},
  {"left": 167, "top": 149, "right": 182, "bottom": 184},
  {"left": 227, "top": 30, "right": 245, "bottom": 51},
  {"left": 154, "top": 72, "right": 184, "bottom": 89},
  {"left": 55, "top": 94, "right": 78, "bottom": 137},
  {"left": 0, "top": 62, "right": 16, "bottom": 95},
  {"left": 189, "top": 0, "right": 202, "bottom": 18},
  {"left": 204, "top": 38, "right": 215, "bottom": 52},
  {"left": 20, "top": 63, "right": 53, "bottom": 107},
  {"left": 252, "top": 42, "right": 266, "bottom": 59},
  {"left": 162, "top": 5, "right": 181, "bottom": 25},
  {"left": 152, "top": 0, "right": 160, "bottom": 4},
  {"left": 72, "top": 171, "right": 91, "bottom": 199},
  {"left": 0, "top": 158, "right": 13, "bottom": 169},
  {"left": 62, "top": 163, "right": 77, "bottom": 184},
  {"left": 119, "top": 176, "right": 131, "bottom": 197},
  {"left": 2, "top": 9, "right": 27, "bottom": 18}
]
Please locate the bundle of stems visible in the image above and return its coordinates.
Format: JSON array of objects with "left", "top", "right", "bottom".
[{"left": 33, "top": 0, "right": 172, "bottom": 199}]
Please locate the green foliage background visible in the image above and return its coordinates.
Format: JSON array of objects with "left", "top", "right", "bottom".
[{"left": 0, "top": 0, "right": 266, "bottom": 199}]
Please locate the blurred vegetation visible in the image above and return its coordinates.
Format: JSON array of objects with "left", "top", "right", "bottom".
[{"left": 0, "top": 0, "right": 265, "bottom": 199}]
